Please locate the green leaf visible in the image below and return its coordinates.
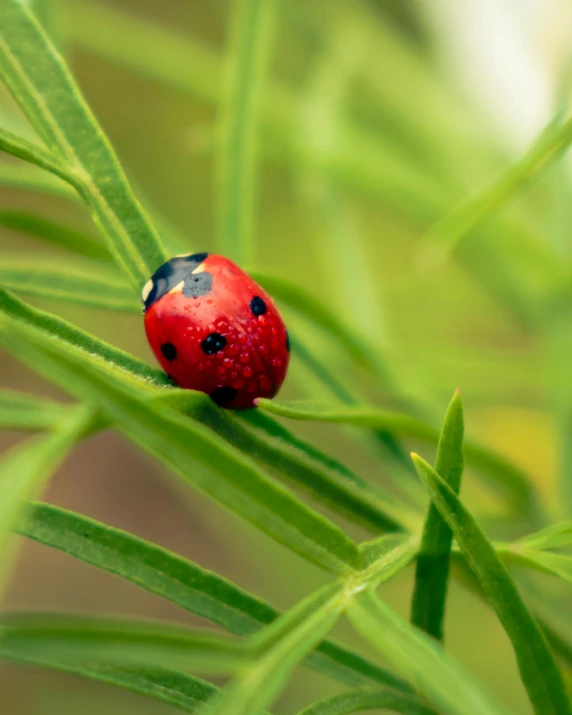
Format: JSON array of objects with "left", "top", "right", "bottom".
[
  {"left": 516, "top": 521, "right": 572, "bottom": 551},
  {"left": 0, "top": 285, "right": 414, "bottom": 535},
  {"left": 0, "top": 126, "right": 76, "bottom": 184},
  {"left": 498, "top": 547, "right": 572, "bottom": 586},
  {"left": 411, "top": 390, "right": 464, "bottom": 640},
  {"left": 258, "top": 400, "right": 536, "bottom": 513},
  {"left": 15, "top": 502, "right": 409, "bottom": 693},
  {"left": 347, "top": 589, "right": 509, "bottom": 715},
  {"left": 0, "top": 210, "right": 109, "bottom": 260},
  {"left": 0, "top": 389, "right": 70, "bottom": 431},
  {"left": 297, "top": 691, "right": 434, "bottom": 715},
  {"left": 217, "top": 0, "right": 275, "bottom": 264},
  {"left": 0, "top": 308, "right": 360, "bottom": 575},
  {"left": 0, "top": 285, "right": 168, "bottom": 386},
  {"left": 0, "top": 258, "right": 139, "bottom": 312},
  {"left": 0, "top": 649, "right": 217, "bottom": 714},
  {"left": 0, "top": 0, "right": 167, "bottom": 288},
  {"left": 420, "top": 112, "right": 572, "bottom": 263},
  {"left": 0, "top": 404, "right": 92, "bottom": 586},
  {"left": 0, "top": 612, "right": 245, "bottom": 673},
  {"left": 0, "top": 160, "right": 76, "bottom": 199},
  {"left": 412, "top": 454, "right": 572, "bottom": 715},
  {"left": 165, "top": 391, "right": 415, "bottom": 533},
  {"left": 201, "top": 584, "right": 346, "bottom": 715}
]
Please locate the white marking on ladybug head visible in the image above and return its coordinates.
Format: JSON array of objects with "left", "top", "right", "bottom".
[
  {"left": 141, "top": 279, "right": 154, "bottom": 303},
  {"left": 192, "top": 263, "right": 207, "bottom": 274},
  {"left": 172, "top": 280, "right": 185, "bottom": 293}
]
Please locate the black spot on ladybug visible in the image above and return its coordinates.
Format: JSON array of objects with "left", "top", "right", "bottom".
[
  {"left": 285, "top": 331, "right": 290, "bottom": 351},
  {"left": 182, "top": 271, "right": 213, "bottom": 299},
  {"left": 250, "top": 296, "right": 267, "bottom": 316},
  {"left": 161, "top": 342, "right": 177, "bottom": 361},
  {"left": 142, "top": 253, "right": 210, "bottom": 311},
  {"left": 201, "top": 332, "right": 227, "bottom": 355},
  {"left": 210, "top": 386, "right": 238, "bottom": 406}
]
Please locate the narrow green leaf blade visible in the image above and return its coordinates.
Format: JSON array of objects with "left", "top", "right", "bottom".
[
  {"left": 0, "top": 613, "right": 245, "bottom": 673},
  {"left": 0, "top": 126, "right": 75, "bottom": 183},
  {"left": 0, "top": 210, "right": 109, "bottom": 260},
  {"left": 412, "top": 454, "right": 572, "bottom": 715},
  {"left": 0, "top": 650, "right": 217, "bottom": 714},
  {"left": 347, "top": 589, "right": 509, "bottom": 715},
  {"left": 499, "top": 547, "right": 572, "bottom": 586},
  {"left": 0, "top": 0, "right": 167, "bottom": 287},
  {"left": 297, "top": 691, "right": 434, "bottom": 715},
  {"left": 411, "top": 390, "right": 464, "bottom": 639},
  {"left": 0, "top": 160, "right": 76, "bottom": 199},
  {"left": 0, "top": 404, "right": 92, "bottom": 583},
  {"left": 15, "top": 502, "right": 409, "bottom": 692},
  {"left": 0, "top": 259, "right": 139, "bottom": 312},
  {"left": 0, "top": 285, "right": 168, "bottom": 386},
  {"left": 0, "top": 308, "right": 360, "bottom": 575},
  {"left": 516, "top": 521, "right": 572, "bottom": 551},
  {"left": 0, "top": 389, "right": 70, "bottom": 431},
  {"left": 258, "top": 400, "right": 535, "bottom": 513},
  {"left": 217, "top": 0, "right": 275, "bottom": 264},
  {"left": 202, "top": 584, "right": 346, "bottom": 715}
]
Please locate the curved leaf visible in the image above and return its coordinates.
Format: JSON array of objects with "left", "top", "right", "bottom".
[
  {"left": 412, "top": 454, "right": 571, "bottom": 715},
  {"left": 0, "top": 0, "right": 166, "bottom": 288},
  {"left": 0, "top": 160, "right": 76, "bottom": 199},
  {"left": 0, "top": 127, "right": 75, "bottom": 184},
  {"left": 297, "top": 691, "right": 434, "bottom": 715},
  {"left": 16, "top": 502, "right": 409, "bottom": 692},
  {"left": 411, "top": 390, "right": 464, "bottom": 640},
  {"left": 258, "top": 400, "right": 536, "bottom": 512},
  {"left": 347, "top": 589, "right": 509, "bottom": 715}
]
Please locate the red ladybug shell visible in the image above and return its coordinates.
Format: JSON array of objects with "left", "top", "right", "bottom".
[{"left": 143, "top": 253, "right": 290, "bottom": 409}]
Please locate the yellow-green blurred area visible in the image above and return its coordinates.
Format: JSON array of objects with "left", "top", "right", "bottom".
[{"left": 1, "top": 0, "right": 572, "bottom": 713}]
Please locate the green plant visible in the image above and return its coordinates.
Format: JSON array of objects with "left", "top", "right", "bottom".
[{"left": 0, "top": 1, "right": 572, "bottom": 714}]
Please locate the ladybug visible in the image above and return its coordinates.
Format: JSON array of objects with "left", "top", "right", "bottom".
[{"left": 142, "top": 252, "right": 290, "bottom": 409}]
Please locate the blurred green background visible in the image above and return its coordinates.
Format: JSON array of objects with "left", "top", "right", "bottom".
[{"left": 1, "top": 0, "right": 572, "bottom": 712}]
